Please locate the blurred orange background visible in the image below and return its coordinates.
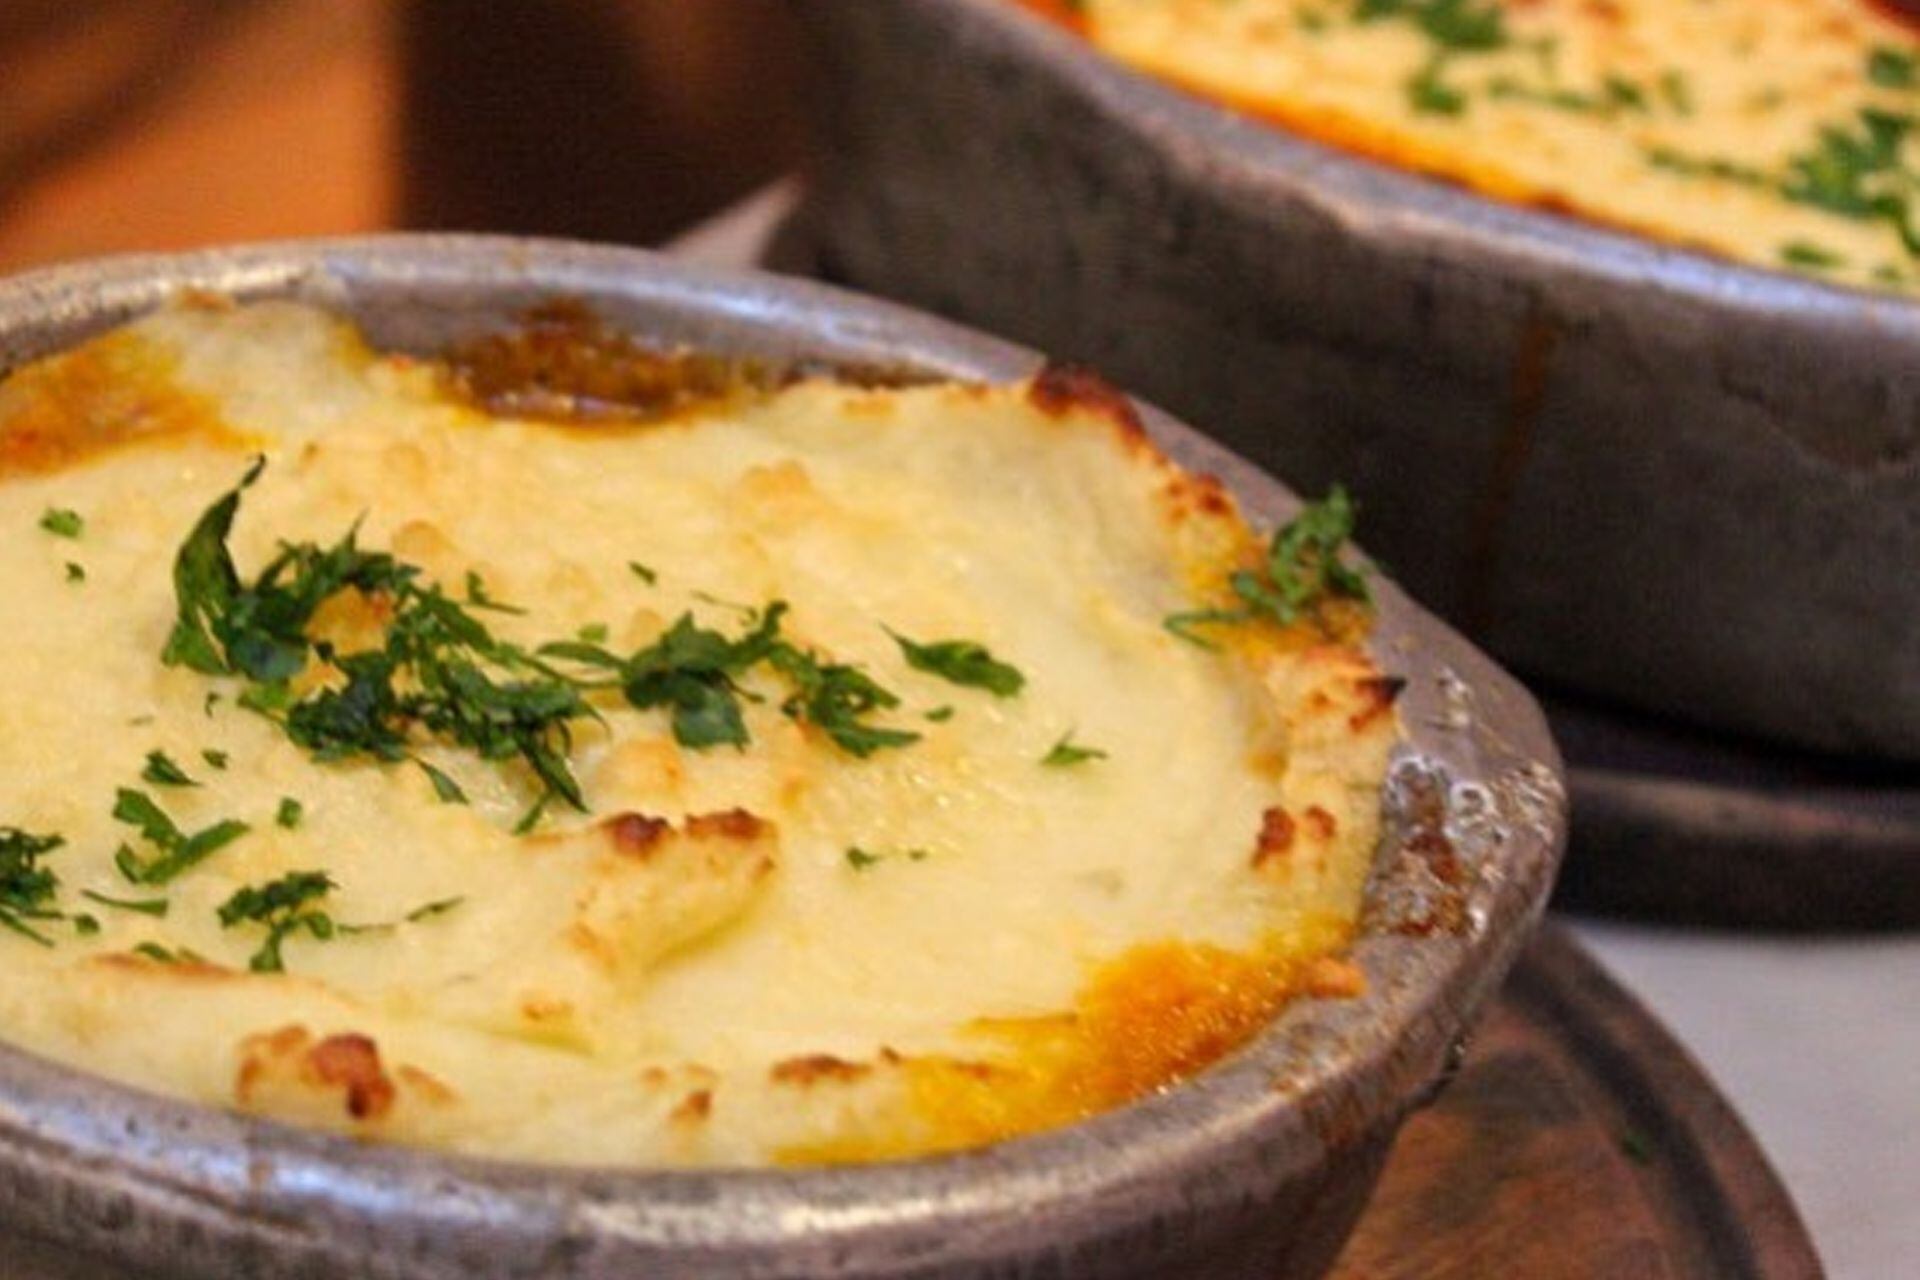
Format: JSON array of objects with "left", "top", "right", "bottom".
[{"left": 0, "top": 0, "right": 807, "bottom": 273}]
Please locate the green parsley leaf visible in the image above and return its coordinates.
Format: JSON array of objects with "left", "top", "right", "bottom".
[
  {"left": 1870, "top": 46, "right": 1918, "bottom": 91},
  {"left": 845, "top": 845, "right": 929, "bottom": 871},
  {"left": 275, "top": 797, "right": 305, "bottom": 830},
  {"left": 1358, "top": 0, "right": 1505, "bottom": 51},
  {"left": 771, "top": 643, "right": 920, "bottom": 757},
  {"left": 0, "top": 827, "right": 65, "bottom": 947},
  {"left": 417, "top": 759, "right": 469, "bottom": 804},
  {"left": 404, "top": 896, "right": 465, "bottom": 923},
  {"left": 464, "top": 570, "right": 526, "bottom": 615},
  {"left": 577, "top": 622, "right": 610, "bottom": 644},
  {"left": 888, "top": 631, "right": 1026, "bottom": 698},
  {"left": 39, "top": 508, "right": 83, "bottom": 539},
  {"left": 132, "top": 941, "right": 206, "bottom": 965},
  {"left": 141, "top": 750, "right": 199, "bottom": 788},
  {"left": 924, "top": 705, "right": 955, "bottom": 723},
  {"left": 628, "top": 561, "right": 658, "bottom": 585},
  {"left": 336, "top": 894, "right": 467, "bottom": 936},
  {"left": 618, "top": 605, "right": 786, "bottom": 750},
  {"left": 1042, "top": 732, "right": 1107, "bottom": 767},
  {"left": 1165, "top": 487, "right": 1371, "bottom": 644},
  {"left": 111, "top": 787, "right": 249, "bottom": 886},
  {"left": 64, "top": 562, "right": 85, "bottom": 584},
  {"left": 217, "top": 870, "right": 336, "bottom": 973},
  {"left": 1658, "top": 69, "right": 1693, "bottom": 116},
  {"left": 1408, "top": 56, "right": 1467, "bottom": 116},
  {"left": 1779, "top": 108, "right": 1920, "bottom": 257},
  {"left": 1781, "top": 241, "right": 1846, "bottom": 269},
  {"left": 81, "top": 889, "right": 169, "bottom": 917},
  {"left": 161, "top": 459, "right": 263, "bottom": 675},
  {"left": 202, "top": 749, "right": 230, "bottom": 770}
]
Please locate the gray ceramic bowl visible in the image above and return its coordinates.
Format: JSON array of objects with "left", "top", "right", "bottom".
[
  {"left": 0, "top": 238, "right": 1565, "bottom": 1280},
  {"left": 788, "top": 0, "right": 1920, "bottom": 762}
]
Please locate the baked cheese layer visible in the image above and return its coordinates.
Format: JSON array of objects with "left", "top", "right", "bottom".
[
  {"left": 0, "top": 300, "right": 1396, "bottom": 1166},
  {"left": 1046, "top": 0, "right": 1920, "bottom": 294}
]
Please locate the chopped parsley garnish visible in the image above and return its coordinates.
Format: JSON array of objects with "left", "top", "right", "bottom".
[
  {"left": 337, "top": 895, "right": 468, "bottom": 935},
  {"left": 39, "top": 508, "right": 83, "bottom": 539},
  {"left": 64, "top": 562, "right": 85, "bottom": 584},
  {"left": 1357, "top": 0, "right": 1506, "bottom": 52},
  {"left": 141, "top": 750, "right": 199, "bottom": 788},
  {"left": 544, "top": 602, "right": 921, "bottom": 758},
  {"left": 924, "top": 705, "right": 956, "bottom": 723},
  {"left": 628, "top": 561, "right": 658, "bottom": 585},
  {"left": 110, "top": 787, "right": 250, "bottom": 886},
  {"left": 1781, "top": 241, "right": 1845, "bottom": 270},
  {"left": 1870, "top": 47, "right": 1918, "bottom": 92},
  {"left": 1165, "top": 487, "right": 1371, "bottom": 645},
  {"left": 81, "top": 889, "right": 169, "bottom": 917},
  {"left": 162, "top": 463, "right": 597, "bottom": 827},
  {"left": 165, "top": 466, "right": 935, "bottom": 826},
  {"left": 202, "top": 749, "right": 230, "bottom": 770},
  {"left": 624, "top": 605, "right": 786, "bottom": 749},
  {"left": 576, "top": 622, "right": 610, "bottom": 644},
  {"left": 1409, "top": 56, "right": 1466, "bottom": 116},
  {"left": 1042, "top": 732, "right": 1108, "bottom": 767},
  {"left": 0, "top": 827, "right": 65, "bottom": 946},
  {"left": 217, "top": 870, "right": 336, "bottom": 973},
  {"left": 1644, "top": 146, "right": 1772, "bottom": 190},
  {"left": 275, "top": 797, "right": 305, "bottom": 830},
  {"left": 888, "top": 631, "right": 1026, "bottom": 698},
  {"left": 463, "top": 570, "right": 525, "bottom": 615},
  {"left": 417, "top": 759, "right": 469, "bottom": 804},
  {"left": 845, "top": 845, "right": 929, "bottom": 871},
  {"left": 1779, "top": 108, "right": 1920, "bottom": 256},
  {"left": 132, "top": 941, "right": 204, "bottom": 965},
  {"left": 771, "top": 644, "right": 921, "bottom": 758},
  {"left": 218, "top": 872, "right": 463, "bottom": 970},
  {"left": 404, "top": 896, "right": 465, "bottom": 923},
  {"left": 1657, "top": 70, "right": 1693, "bottom": 117}
]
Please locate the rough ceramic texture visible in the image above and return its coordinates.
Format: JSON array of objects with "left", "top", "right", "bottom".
[
  {"left": 786, "top": 0, "right": 1920, "bottom": 762},
  {"left": 0, "top": 238, "right": 1565, "bottom": 1280}
]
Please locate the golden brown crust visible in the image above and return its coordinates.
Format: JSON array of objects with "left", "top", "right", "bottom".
[
  {"left": 1026, "top": 362, "right": 1148, "bottom": 441},
  {"left": 669, "top": 1089, "right": 715, "bottom": 1124},
  {"left": 1251, "top": 806, "right": 1296, "bottom": 870},
  {"left": 769, "top": 1054, "right": 873, "bottom": 1087},
  {"left": 235, "top": 1025, "right": 397, "bottom": 1122},
  {"left": 604, "top": 812, "right": 674, "bottom": 858}
]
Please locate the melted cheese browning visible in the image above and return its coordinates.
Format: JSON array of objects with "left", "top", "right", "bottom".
[
  {"left": 1047, "top": 0, "right": 1920, "bottom": 293},
  {"left": 0, "top": 301, "right": 1396, "bottom": 1166}
]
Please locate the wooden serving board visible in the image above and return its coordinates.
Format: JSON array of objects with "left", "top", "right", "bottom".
[{"left": 1330, "top": 924, "right": 1823, "bottom": 1280}]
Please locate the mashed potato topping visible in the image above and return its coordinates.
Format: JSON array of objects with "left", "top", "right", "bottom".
[
  {"left": 1037, "top": 0, "right": 1920, "bottom": 293},
  {"left": 0, "top": 300, "right": 1396, "bottom": 1166}
]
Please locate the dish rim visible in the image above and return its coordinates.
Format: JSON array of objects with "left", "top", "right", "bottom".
[
  {"left": 946, "top": 0, "right": 1920, "bottom": 331},
  {"left": 0, "top": 235, "right": 1566, "bottom": 1275}
]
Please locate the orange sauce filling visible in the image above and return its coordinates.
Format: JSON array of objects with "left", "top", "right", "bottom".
[
  {"left": 785, "top": 919, "right": 1353, "bottom": 1164},
  {"left": 0, "top": 332, "right": 243, "bottom": 477}
]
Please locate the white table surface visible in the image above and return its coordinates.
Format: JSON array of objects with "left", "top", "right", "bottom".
[{"left": 669, "top": 185, "right": 1917, "bottom": 1280}]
